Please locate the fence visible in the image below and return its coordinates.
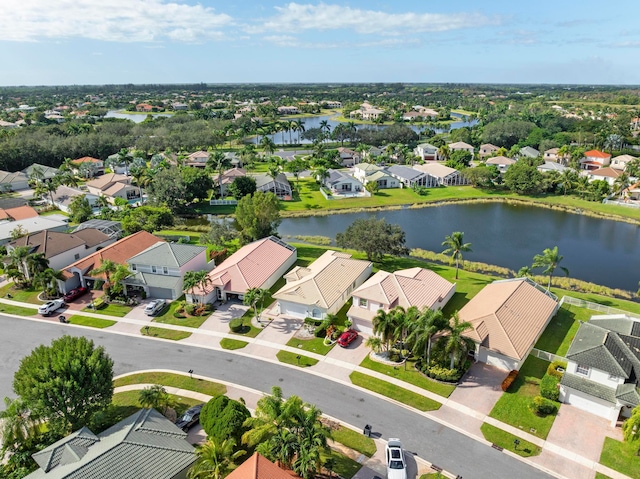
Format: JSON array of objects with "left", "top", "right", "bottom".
[
  {"left": 602, "top": 198, "right": 640, "bottom": 209},
  {"left": 209, "top": 199, "right": 238, "bottom": 206},
  {"left": 530, "top": 348, "right": 566, "bottom": 363},
  {"left": 559, "top": 296, "right": 640, "bottom": 319}
]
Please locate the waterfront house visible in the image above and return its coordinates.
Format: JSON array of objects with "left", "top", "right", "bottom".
[
  {"left": 86, "top": 173, "right": 141, "bottom": 204},
  {"left": 253, "top": 173, "right": 292, "bottom": 199},
  {"left": 485, "top": 156, "right": 516, "bottom": 173},
  {"left": 588, "top": 167, "right": 623, "bottom": 186},
  {"left": 387, "top": 165, "right": 435, "bottom": 188},
  {"left": 413, "top": 163, "right": 468, "bottom": 186},
  {"left": 323, "top": 169, "right": 365, "bottom": 194},
  {"left": 581, "top": 150, "right": 611, "bottom": 170}
]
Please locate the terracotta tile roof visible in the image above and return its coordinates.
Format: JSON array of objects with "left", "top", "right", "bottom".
[
  {"left": 590, "top": 167, "right": 622, "bottom": 179},
  {"left": 273, "top": 250, "right": 371, "bottom": 309},
  {"left": 87, "top": 173, "right": 131, "bottom": 191},
  {"left": 0, "top": 205, "right": 38, "bottom": 220},
  {"left": 8, "top": 229, "right": 110, "bottom": 259},
  {"left": 192, "top": 237, "right": 296, "bottom": 295},
  {"left": 352, "top": 267, "right": 455, "bottom": 310},
  {"left": 486, "top": 156, "right": 515, "bottom": 165},
  {"left": 458, "top": 278, "right": 558, "bottom": 360},
  {"left": 72, "top": 156, "right": 102, "bottom": 164},
  {"left": 584, "top": 150, "right": 611, "bottom": 159},
  {"left": 227, "top": 453, "right": 301, "bottom": 479},
  {"left": 62, "top": 231, "right": 162, "bottom": 280}
]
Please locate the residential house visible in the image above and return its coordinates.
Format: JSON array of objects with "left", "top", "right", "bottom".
[
  {"left": 414, "top": 107, "right": 439, "bottom": 118},
  {"left": 253, "top": 173, "right": 293, "bottom": 200},
  {"left": 49, "top": 185, "right": 99, "bottom": 213},
  {"left": 611, "top": 154, "right": 636, "bottom": 171},
  {"left": 72, "top": 156, "right": 105, "bottom": 177},
  {"left": 277, "top": 106, "right": 300, "bottom": 115},
  {"left": 414, "top": 143, "right": 439, "bottom": 161},
  {"left": 353, "top": 163, "right": 383, "bottom": 183},
  {"left": 0, "top": 216, "right": 68, "bottom": 246},
  {"left": 186, "top": 236, "right": 296, "bottom": 304},
  {"left": 402, "top": 111, "right": 423, "bottom": 121},
  {"left": 362, "top": 170, "right": 399, "bottom": 189},
  {"left": 124, "top": 242, "right": 211, "bottom": 300},
  {"left": 0, "top": 120, "right": 18, "bottom": 129},
  {"left": 537, "top": 162, "right": 570, "bottom": 174},
  {"left": 0, "top": 170, "right": 30, "bottom": 191},
  {"left": 337, "top": 147, "right": 361, "bottom": 167},
  {"left": 172, "top": 102, "right": 188, "bottom": 111},
  {"left": 213, "top": 168, "right": 247, "bottom": 197},
  {"left": 22, "top": 164, "right": 60, "bottom": 182},
  {"left": 86, "top": 173, "right": 141, "bottom": 204},
  {"left": 186, "top": 150, "right": 209, "bottom": 168},
  {"left": 448, "top": 141, "right": 475, "bottom": 157},
  {"left": 7, "top": 229, "right": 114, "bottom": 271},
  {"left": 518, "top": 146, "right": 540, "bottom": 159},
  {"left": 581, "top": 150, "right": 611, "bottom": 170},
  {"left": 73, "top": 219, "right": 123, "bottom": 239},
  {"left": 25, "top": 409, "right": 195, "bottom": 479},
  {"left": 479, "top": 144, "right": 500, "bottom": 159},
  {"left": 458, "top": 278, "right": 559, "bottom": 371},
  {"left": 0, "top": 205, "right": 39, "bottom": 222},
  {"left": 413, "top": 163, "right": 468, "bottom": 186},
  {"left": 135, "top": 103, "right": 154, "bottom": 112},
  {"left": 348, "top": 268, "right": 455, "bottom": 335},
  {"left": 227, "top": 453, "right": 302, "bottom": 479},
  {"left": 559, "top": 315, "right": 640, "bottom": 425},
  {"left": 350, "top": 103, "right": 384, "bottom": 121},
  {"left": 544, "top": 148, "right": 561, "bottom": 163},
  {"left": 272, "top": 250, "right": 372, "bottom": 319},
  {"left": 324, "top": 101, "right": 342, "bottom": 109},
  {"left": 60, "top": 231, "right": 162, "bottom": 293},
  {"left": 387, "top": 165, "right": 435, "bottom": 188},
  {"left": 485, "top": 156, "right": 516, "bottom": 173},
  {"left": 323, "top": 169, "right": 364, "bottom": 194},
  {"left": 588, "top": 167, "right": 623, "bottom": 186}
]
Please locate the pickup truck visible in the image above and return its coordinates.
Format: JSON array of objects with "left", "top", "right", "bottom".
[{"left": 38, "top": 299, "right": 65, "bottom": 316}]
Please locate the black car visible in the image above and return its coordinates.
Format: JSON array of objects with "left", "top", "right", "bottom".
[{"left": 175, "top": 404, "right": 204, "bottom": 432}]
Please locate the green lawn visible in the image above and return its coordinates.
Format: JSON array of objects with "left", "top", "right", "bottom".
[
  {"left": 534, "top": 304, "right": 592, "bottom": 356},
  {"left": 82, "top": 302, "right": 133, "bottom": 317},
  {"left": 488, "top": 357, "right": 558, "bottom": 439},
  {"left": 112, "top": 391, "right": 201, "bottom": 417},
  {"left": 114, "top": 372, "right": 226, "bottom": 397},
  {"left": 233, "top": 309, "right": 264, "bottom": 338},
  {"left": 595, "top": 473, "right": 613, "bottom": 479},
  {"left": 359, "top": 355, "right": 456, "bottom": 398},
  {"left": 0, "top": 303, "right": 37, "bottom": 316},
  {"left": 480, "top": 423, "right": 542, "bottom": 457},
  {"left": 600, "top": 437, "right": 640, "bottom": 479},
  {"left": 320, "top": 449, "right": 362, "bottom": 479},
  {"left": 276, "top": 350, "right": 319, "bottom": 367},
  {"left": 349, "top": 371, "right": 441, "bottom": 411},
  {"left": 220, "top": 338, "right": 249, "bottom": 350},
  {"left": 331, "top": 426, "right": 376, "bottom": 457},
  {"left": 68, "top": 315, "right": 116, "bottom": 328},
  {"left": 142, "top": 326, "right": 192, "bottom": 341},
  {"left": 287, "top": 336, "right": 335, "bottom": 355},
  {"left": 152, "top": 299, "right": 209, "bottom": 329},
  {"left": 0, "top": 283, "right": 44, "bottom": 304}
]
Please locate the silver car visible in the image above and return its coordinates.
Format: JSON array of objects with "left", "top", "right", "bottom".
[
  {"left": 144, "top": 299, "right": 166, "bottom": 316},
  {"left": 385, "top": 439, "right": 407, "bottom": 479}
]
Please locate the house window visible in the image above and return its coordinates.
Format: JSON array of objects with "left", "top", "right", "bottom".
[
  {"left": 131, "top": 264, "right": 137, "bottom": 271},
  {"left": 359, "top": 298, "right": 368, "bottom": 307},
  {"left": 152, "top": 266, "right": 157, "bottom": 273},
  {"left": 576, "top": 364, "right": 590, "bottom": 376},
  {"left": 163, "top": 267, "right": 168, "bottom": 275},
  {"left": 74, "top": 253, "right": 80, "bottom": 260},
  {"left": 608, "top": 373, "right": 618, "bottom": 381}
]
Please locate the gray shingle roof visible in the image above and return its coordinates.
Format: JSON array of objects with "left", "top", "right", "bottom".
[
  {"left": 561, "top": 373, "right": 617, "bottom": 403},
  {"left": 123, "top": 272, "right": 182, "bottom": 290},
  {"left": 27, "top": 409, "right": 195, "bottom": 479},
  {"left": 387, "top": 165, "right": 425, "bottom": 181},
  {"left": 616, "top": 383, "right": 640, "bottom": 407},
  {"left": 128, "top": 242, "right": 206, "bottom": 268}
]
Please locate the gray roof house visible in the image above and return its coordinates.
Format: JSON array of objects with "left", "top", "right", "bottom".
[
  {"left": 559, "top": 315, "right": 640, "bottom": 425},
  {"left": 387, "top": 165, "right": 436, "bottom": 188},
  {"left": 48, "top": 185, "right": 99, "bottom": 213},
  {"left": 25, "top": 408, "right": 196, "bottom": 479},
  {"left": 22, "top": 163, "right": 60, "bottom": 182},
  {"left": 253, "top": 173, "right": 293, "bottom": 200},
  {"left": 123, "top": 242, "right": 212, "bottom": 300},
  {"left": 0, "top": 170, "right": 30, "bottom": 191},
  {"left": 323, "top": 169, "right": 365, "bottom": 196},
  {"left": 519, "top": 146, "right": 540, "bottom": 158}
]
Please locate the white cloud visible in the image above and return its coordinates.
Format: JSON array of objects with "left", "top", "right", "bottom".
[
  {"left": 250, "top": 2, "right": 498, "bottom": 35},
  {"left": 263, "top": 35, "right": 420, "bottom": 49},
  {"left": 1, "top": 0, "right": 233, "bottom": 42}
]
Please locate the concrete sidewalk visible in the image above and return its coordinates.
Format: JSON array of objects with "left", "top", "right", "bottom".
[{"left": 2, "top": 295, "right": 630, "bottom": 479}]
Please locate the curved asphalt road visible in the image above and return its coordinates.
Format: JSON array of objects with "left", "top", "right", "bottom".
[{"left": 0, "top": 316, "right": 552, "bottom": 479}]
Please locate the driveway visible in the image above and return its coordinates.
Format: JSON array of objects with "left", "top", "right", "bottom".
[
  {"left": 326, "top": 334, "right": 370, "bottom": 367},
  {"left": 198, "top": 301, "right": 249, "bottom": 333},
  {"left": 447, "top": 362, "right": 506, "bottom": 415}
]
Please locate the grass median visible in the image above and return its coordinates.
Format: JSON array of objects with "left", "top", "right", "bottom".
[
  {"left": 349, "top": 371, "right": 441, "bottom": 411},
  {"left": 141, "top": 326, "right": 191, "bottom": 341},
  {"left": 480, "top": 423, "right": 541, "bottom": 457},
  {"left": 331, "top": 426, "right": 376, "bottom": 457},
  {"left": 277, "top": 350, "right": 318, "bottom": 367},
  {"left": 114, "top": 372, "right": 226, "bottom": 396},
  {"left": 68, "top": 315, "right": 116, "bottom": 328},
  {"left": 220, "top": 338, "right": 249, "bottom": 350}
]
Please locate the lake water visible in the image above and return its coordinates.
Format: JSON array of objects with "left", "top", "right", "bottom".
[
  {"left": 278, "top": 203, "right": 640, "bottom": 291},
  {"left": 250, "top": 112, "right": 478, "bottom": 145},
  {"left": 105, "top": 110, "right": 173, "bottom": 122}
]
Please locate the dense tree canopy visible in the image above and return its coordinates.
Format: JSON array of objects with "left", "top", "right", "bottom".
[
  {"left": 336, "top": 218, "right": 408, "bottom": 261},
  {"left": 227, "top": 176, "right": 256, "bottom": 200},
  {"left": 503, "top": 160, "right": 544, "bottom": 195},
  {"left": 234, "top": 191, "right": 281, "bottom": 244},
  {"left": 482, "top": 120, "right": 537, "bottom": 149},
  {"left": 200, "top": 395, "right": 250, "bottom": 445}
]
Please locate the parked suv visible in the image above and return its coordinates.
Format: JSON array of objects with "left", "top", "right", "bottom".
[
  {"left": 175, "top": 404, "right": 204, "bottom": 432},
  {"left": 144, "top": 299, "right": 166, "bottom": 316},
  {"left": 385, "top": 439, "right": 407, "bottom": 479},
  {"left": 38, "top": 299, "right": 65, "bottom": 316}
]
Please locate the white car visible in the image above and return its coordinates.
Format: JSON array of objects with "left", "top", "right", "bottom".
[
  {"left": 385, "top": 439, "right": 407, "bottom": 479},
  {"left": 38, "top": 299, "right": 65, "bottom": 316},
  {"left": 144, "top": 299, "right": 166, "bottom": 316}
]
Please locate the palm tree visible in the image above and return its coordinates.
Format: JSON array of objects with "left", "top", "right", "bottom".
[
  {"left": 267, "top": 428, "right": 299, "bottom": 469},
  {"left": 623, "top": 406, "right": 640, "bottom": 456},
  {"left": 242, "top": 386, "right": 291, "bottom": 448},
  {"left": 138, "top": 385, "right": 169, "bottom": 412},
  {"left": 437, "top": 145, "right": 450, "bottom": 161},
  {"left": 197, "top": 272, "right": 213, "bottom": 304},
  {"left": 442, "top": 312, "right": 474, "bottom": 369},
  {"left": 0, "top": 397, "right": 41, "bottom": 453},
  {"left": 34, "top": 179, "right": 58, "bottom": 207},
  {"left": 91, "top": 259, "right": 118, "bottom": 290},
  {"left": 28, "top": 164, "right": 45, "bottom": 184},
  {"left": 260, "top": 136, "right": 276, "bottom": 157},
  {"left": 294, "top": 119, "right": 305, "bottom": 144},
  {"left": 188, "top": 438, "right": 246, "bottom": 479},
  {"left": 406, "top": 308, "right": 447, "bottom": 366},
  {"left": 208, "top": 150, "right": 231, "bottom": 199},
  {"left": 6, "top": 246, "right": 31, "bottom": 282},
  {"left": 558, "top": 169, "right": 577, "bottom": 195},
  {"left": 34, "top": 268, "right": 64, "bottom": 299},
  {"left": 532, "top": 246, "right": 569, "bottom": 291},
  {"left": 517, "top": 266, "right": 533, "bottom": 278},
  {"left": 26, "top": 252, "right": 49, "bottom": 281},
  {"left": 365, "top": 335, "right": 383, "bottom": 353},
  {"left": 292, "top": 405, "right": 329, "bottom": 479},
  {"left": 243, "top": 287, "right": 267, "bottom": 321},
  {"left": 441, "top": 231, "right": 473, "bottom": 280},
  {"left": 184, "top": 270, "right": 209, "bottom": 303},
  {"left": 319, "top": 120, "right": 331, "bottom": 143},
  {"left": 372, "top": 309, "right": 399, "bottom": 352},
  {"left": 312, "top": 165, "right": 329, "bottom": 185},
  {"left": 117, "top": 148, "right": 131, "bottom": 175},
  {"left": 575, "top": 175, "right": 590, "bottom": 199},
  {"left": 614, "top": 171, "right": 631, "bottom": 198}
]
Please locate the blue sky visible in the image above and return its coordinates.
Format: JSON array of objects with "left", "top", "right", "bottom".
[{"left": 1, "top": 0, "right": 639, "bottom": 86}]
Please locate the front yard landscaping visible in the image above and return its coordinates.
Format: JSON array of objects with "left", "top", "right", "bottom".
[
  {"left": 82, "top": 302, "right": 133, "bottom": 317},
  {"left": 359, "top": 355, "right": 456, "bottom": 398},
  {"left": 114, "top": 372, "right": 227, "bottom": 396},
  {"left": 152, "top": 298, "right": 210, "bottom": 329},
  {"left": 112, "top": 391, "right": 201, "bottom": 416},
  {"left": 349, "top": 371, "right": 441, "bottom": 411},
  {"left": 287, "top": 336, "right": 335, "bottom": 355},
  {"left": 220, "top": 338, "right": 249, "bottom": 350},
  {"left": 320, "top": 449, "right": 362, "bottom": 479},
  {"left": 331, "top": 426, "right": 376, "bottom": 457},
  {"left": 68, "top": 315, "right": 116, "bottom": 328},
  {"left": 488, "top": 356, "right": 558, "bottom": 439},
  {"left": 480, "top": 423, "right": 541, "bottom": 457},
  {"left": 141, "top": 326, "right": 191, "bottom": 341},
  {"left": 276, "top": 350, "right": 319, "bottom": 367},
  {"left": 0, "top": 283, "right": 44, "bottom": 304},
  {"left": 0, "top": 303, "right": 38, "bottom": 316},
  {"left": 600, "top": 437, "right": 640, "bottom": 479}
]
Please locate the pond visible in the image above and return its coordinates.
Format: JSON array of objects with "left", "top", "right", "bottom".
[
  {"left": 105, "top": 110, "right": 173, "bottom": 123},
  {"left": 278, "top": 202, "right": 640, "bottom": 291}
]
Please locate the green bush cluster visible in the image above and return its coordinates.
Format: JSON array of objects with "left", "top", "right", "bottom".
[
  {"left": 229, "top": 317, "right": 244, "bottom": 332},
  {"left": 425, "top": 365, "right": 462, "bottom": 382},
  {"left": 547, "top": 360, "right": 567, "bottom": 379},
  {"left": 530, "top": 396, "right": 557, "bottom": 416},
  {"left": 540, "top": 374, "right": 560, "bottom": 401},
  {"left": 184, "top": 303, "right": 197, "bottom": 315},
  {"left": 200, "top": 395, "right": 250, "bottom": 444}
]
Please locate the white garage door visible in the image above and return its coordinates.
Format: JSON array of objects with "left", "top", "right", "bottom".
[
  {"left": 280, "top": 301, "right": 308, "bottom": 319},
  {"left": 562, "top": 388, "right": 617, "bottom": 420}
]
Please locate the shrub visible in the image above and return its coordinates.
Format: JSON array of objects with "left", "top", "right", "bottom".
[
  {"left": 547, "top": 360, "right": 567, "bottom": 379},
  {"left": 387, "top": 350, "right": 402, "bottom": 363},
  {"left": 427, "top": 365, "right": 462, "bottom": 382},
  {"left": 200, "top": 395, "right": 250, "bottom": 444},
  {"left": 229, "top": 317, "right": 244, "bottom": 332},
  {"left": 530, "top": 396, "right": 557, "bottom": 416},
  {"left": 540, "top": 374, "right": 560, "bottom": 401},
  {"left": 185, "top": 303, "right": 197, "bottom": 316},
  {"left": 315, "top": 327, "right": 326, "bottom": 338},
  {"left": 501, "top": 370, "right": 519, "bottom": 391}
]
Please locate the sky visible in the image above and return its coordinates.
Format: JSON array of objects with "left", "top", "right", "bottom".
[{"left": 1, "top": 0, "right": 640, "bottom": 86}]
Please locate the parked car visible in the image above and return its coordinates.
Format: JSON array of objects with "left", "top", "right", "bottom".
[
  {"left": 63, "top": 286, "right": 89, "bottom": 302},
  {"left": 385, "top": 439, "right": 407, "bottom": 479},
  {"left": 175, "top": 403, "right": 204, "bottom": 432},
  {"left": 144, "top": 299, "right": 166, "bottom": 316},
  {"left": 337, "top": 329, "right": 358, "bottom": 348},
  {"left": 38, "top": 299, "right": 65, "bottom": 316}
]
